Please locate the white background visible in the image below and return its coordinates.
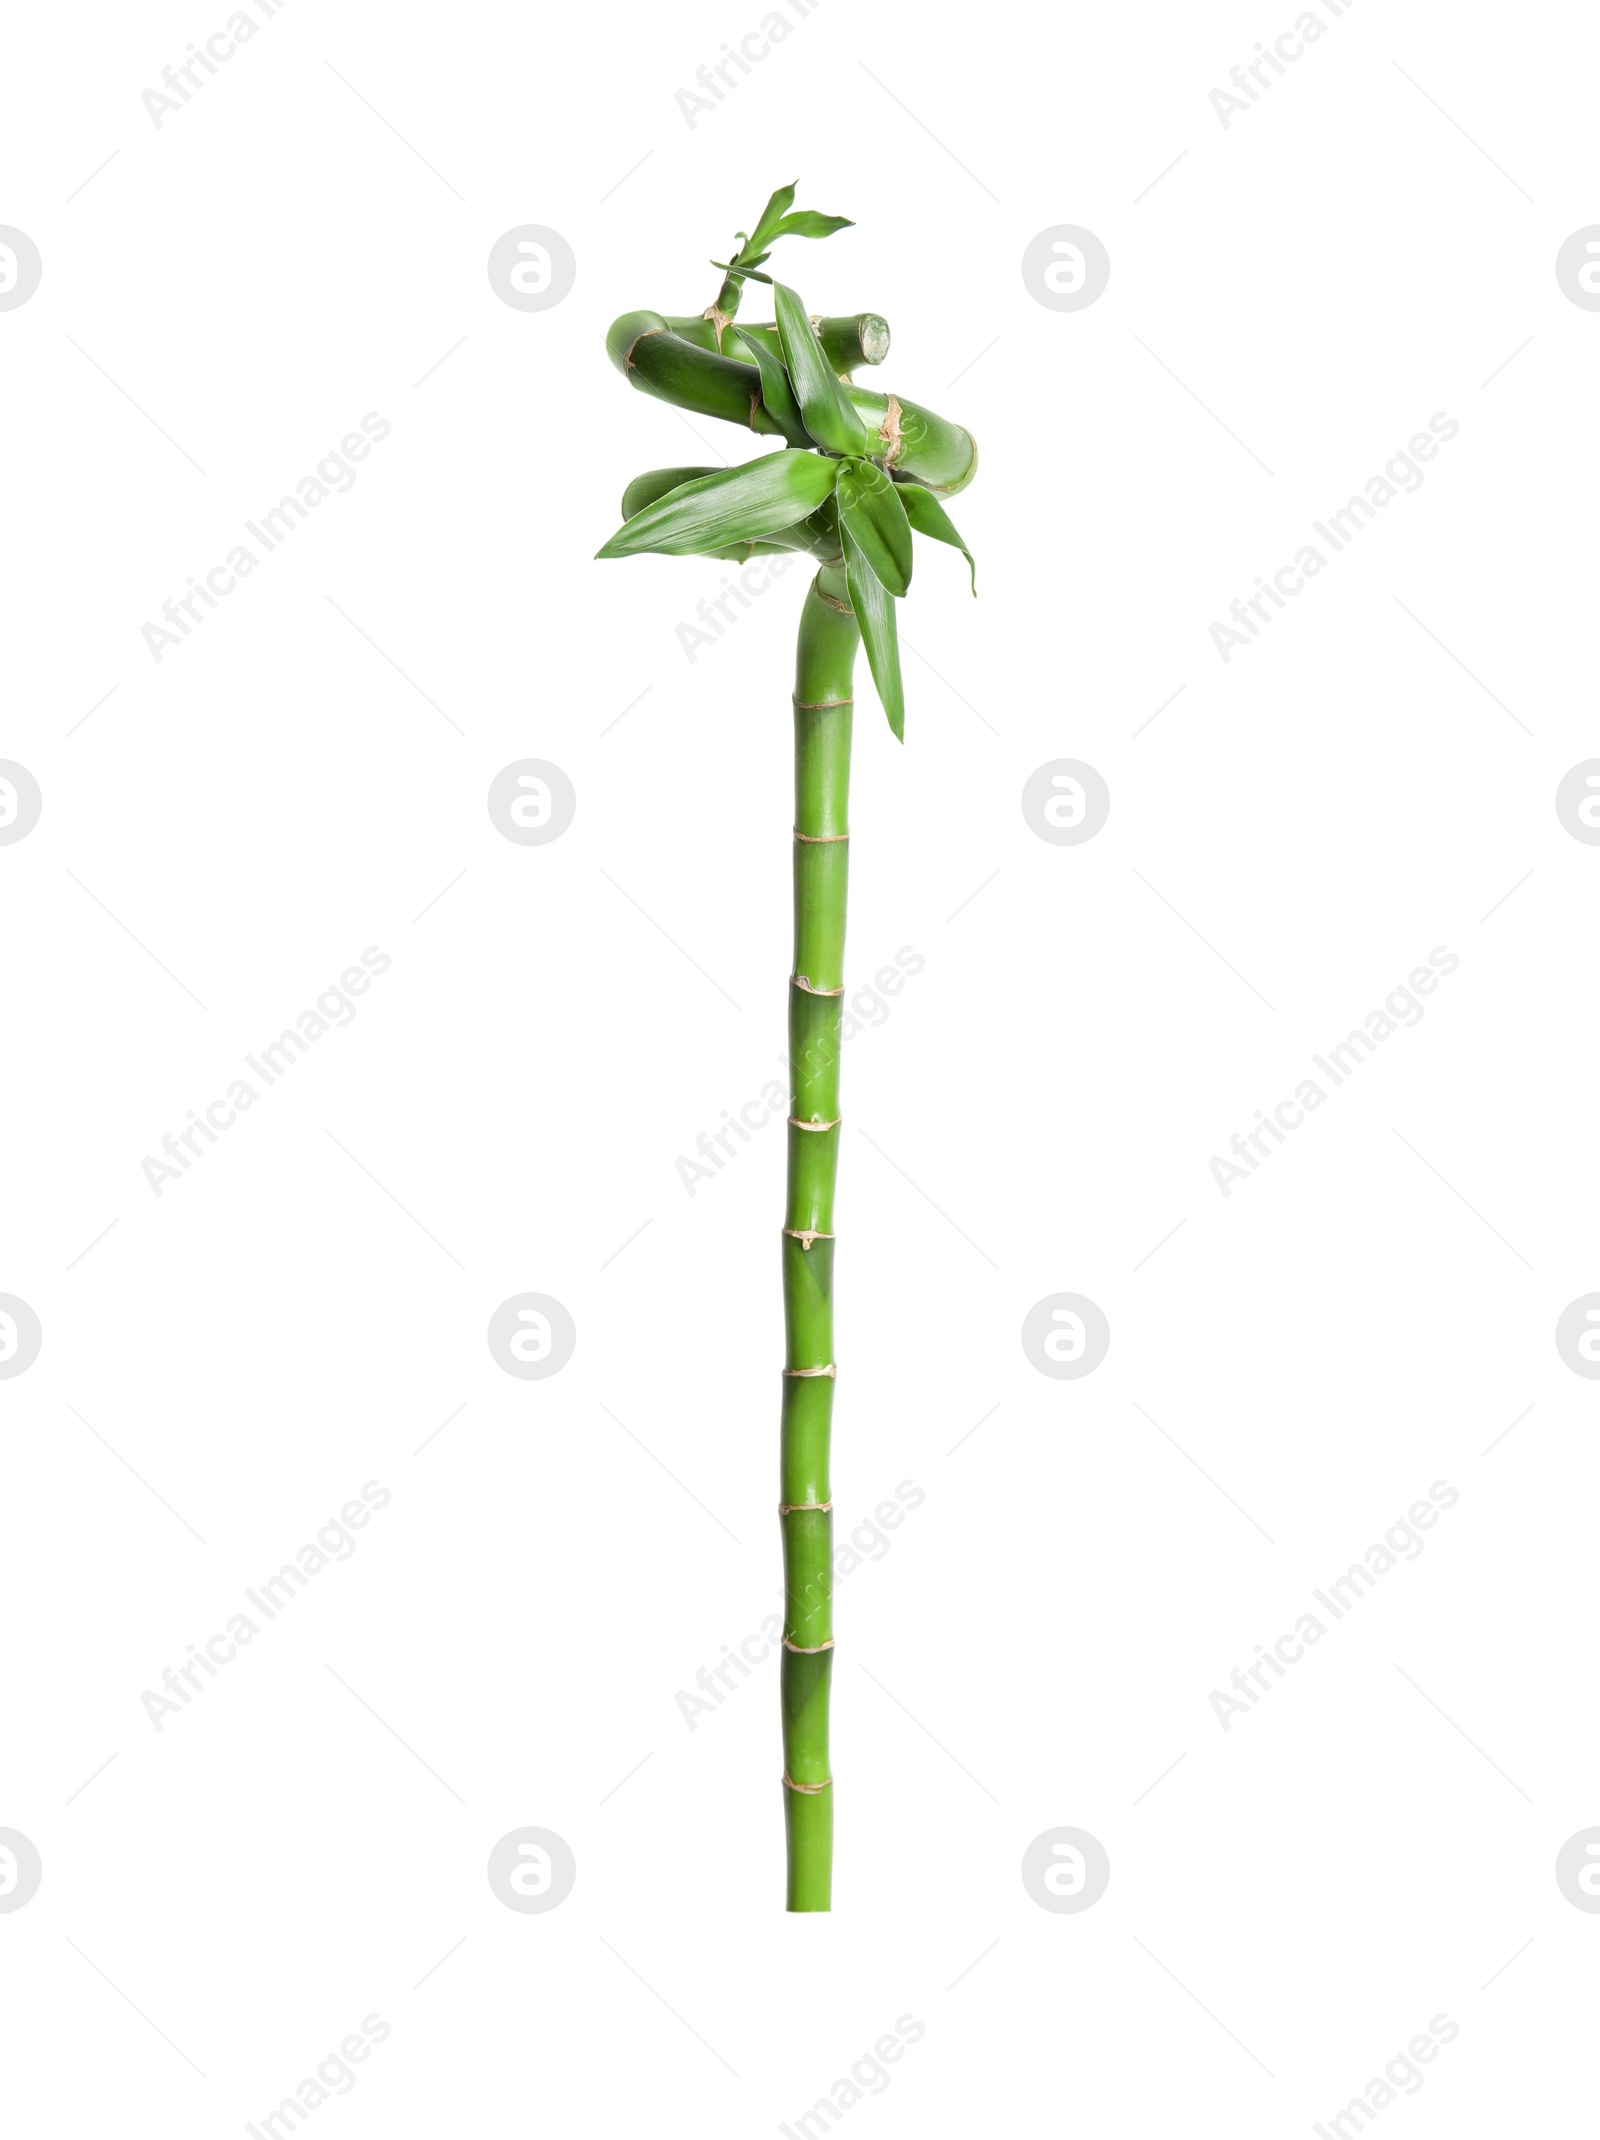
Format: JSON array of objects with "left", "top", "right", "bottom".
[{"left": 4, "top": 1, "right": 1598, "bottom": 2132}]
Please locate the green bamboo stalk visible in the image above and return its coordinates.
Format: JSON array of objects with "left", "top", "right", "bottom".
[
  {"left": 780, "top": 565, "right": 858, "bottom": 1910},
  {"left": 596, "top": 184, "right": 977, "bottom": 1911}
]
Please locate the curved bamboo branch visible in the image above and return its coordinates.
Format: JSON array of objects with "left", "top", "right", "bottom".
[{"left": 604, "top": 311, "right": 978, "bottom": 496}]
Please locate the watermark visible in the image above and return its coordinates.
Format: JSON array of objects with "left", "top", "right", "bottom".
[
  {"left": 1554, "top": 1295, "right": 1600, "bottom": 1378},
  {"left": 0, "top": 761, "right": 42, "bottom": 844},
  {"left": 0, "top": 1829, "right": 43, "bottom": 1913},
  {"left": 1208, "top": 1481, "right": 1460, "bottom": 1730},
  {"left": 675, "top": 1481, "right": 926, "bottom": 1730},
  {"left": 777, "top": 2015, "right": 925, "bottom": 2137},
  {"left": 1021, "top": 226, "right": 1111, "bottom": 312},
  {"left": 487, "top": 1294, "right": 576, "bottom": 1380},
  {"left": 675, "top": 946, "right": 925, "bottom": 1196},
  {"left": 1555, "top": 1828, "right": 1600, "bottom": 1909},
  {"left": 1555, "top": 760, "right": 1600, "bottom": 843},
  {"left": 1209, "top": 947, "right": 1459, "bottom": 1196},
  {"left": 1555, "top": 228, "right": 1600, "bottom": 311},
  {"left": 487, "top": 760, "right": 577, "bottom": 844},
  {"left": 140, "top": 1481, "right": 393, "bottom": 1730},
  {"left": 1311, "top": 2016, "right": 1459, "bottom": 2138},
  {"left": 141, "top": 414, "right": 393, "bottom": 663},
  {"left": 1021, "top": 759, "right": 1110, "bottom": 845},
  {"left": 487, "top": 227, "right": 576, "bottom": 312},
  {"left": 1020, "top": 1826, "right": 1111, "bottom": 1913},
  {"left": 677, "top": 552, "right": 799, "bottom": 662},
  {"left": 243, "top": 2014, "right": 392, "bottom": 2139},
  {"left": 1210, "top": 1, "right": 1354, "bottom": 130},
  {"left": 1210, "top": 415, "right": 1460, "bottom": 663},
  {"left": 486, "top": 1827, "right": 577, "bottom": 1912},
  {"left": 0, "top": 227, "right": 42, "bottom": 311},
  {"left": 142, "top": 1, "right": 286, "bottom": 130},
  {"left": 141, "top": 947, "right": 393, "bottom": 1195},
  {"left": 676, "top": 0, "right": 822, "bottom": 128},
  {"left": 1021, "top": 1294, "right": 1110, "bottom": 1379},
  {"left": 0, "top": 1296, "right": 43, "bottom": 1379}
]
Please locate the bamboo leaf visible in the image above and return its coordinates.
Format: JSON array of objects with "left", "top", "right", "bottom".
[
  {"left": 748, "top": 182, "right": 798, "bottom": 250},
  {"left": 773, "top": 283, "right": 869, "bottom": 457},
  {"left": 620, "top": 466, "right": 717, "bottom": 519},
  {"left": 834, "top": 459, "right": 913, "bottom": 597},
  {"left": 770, "top": 211, "right": 854, "bottom": 240},
  {"left": 727, "top": 329, "right": 809, "bottom": 449},
  {"left": 597, "top": 452, "right": 839, "bottom": 559},
  {"left": 626, "top": 465, "right": 833, "bottom": 559},
  {"left": 895, "top": 483, "right": 978, "bottom": 594},
  {"left": 842, "top": 527, "right": 905, "bottom": 740}
]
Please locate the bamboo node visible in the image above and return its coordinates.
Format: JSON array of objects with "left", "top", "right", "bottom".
[
  {"left": 781, "top": 1228, "right": 835, "bottom": 1249},
  {"left": 778, "top": 1500, "right": 834, "bottom": 1512},
  {"left": 702, "top": 302, "right": 732, "bottom": 349},
  {"left": 813, "top": 586, "right": 855, "bottom": 615},
  {"left": 621, "top": 326, "right": 663, "bottom": 374},
  {"left": 791, "top": 696, "right": 854, "bottom": 710},
  {"left": 782, "top": 1773, "right": 833, "bottom": 1792},
  {"left": 790, "top": 974, "right": 846, "bottom": 997},
  {"left": 878, "top": 393, "right": 904, "bottom": 467},
  {"left": 783, "top": 1364, "right": 837, "bottom": 1379},
  {"left": 787, "top": 1115, "right": 840, "bottom": 1132},
  {"left": 782, "top": 1637, "right": 835, "bottom": 1653},
  {"left": 793, "top": 827, "right": 850, "bottom": 843}
]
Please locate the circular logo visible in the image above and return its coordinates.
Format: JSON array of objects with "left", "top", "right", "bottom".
[
  {"left": 1021, "top": 760, "right": 1110, "bottom": 846},
  {"left": 1021, "top": 1826, "right": 1110, "bottom": 1913},
  {"left": 1555, "top": 761, "right": 1600, "bottom": 844},
  {"left": 0, "top": 762, "right": 42, "bottom": 846},
  {"left": 488, "top": 227, "right": 576, "bottom": 313},
  {"left": 0, "top": 1297, "right": 42, "bottom": 1380},
  {"left": 1555, "top": 1828, "right": 1600, "bottom": 1911},
  {"left": 1556, "top": 228, "right": 1600, "bottom": 311},
  {"left": 487, "top": 760, "right": 576, "bottom": 847},
  {"left": 1021, "top": 227, "right": 1111, "bottom": 313},
  {"left": 1022, "top": 1294, "right": 1110, "bottom": 1380},
  {"left": 487, "top": 1826, "right": 576, "bottom": 1912},
  {"left": 488, "top": 1294, "right": 576, "bottom": 1380},
  {"left": 1555, "top": 1295, "right": 1600, "bottom": 1378},
  {"left": 0, "top": 1828, "right": 43, "bottom": 1913},
  {"left": 0, "top": 229, "right": 43, "bottom": 313}
]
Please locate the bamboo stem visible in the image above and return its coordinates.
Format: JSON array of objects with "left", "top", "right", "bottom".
[{"left": 780, "top": 566, "right": 858, "bottom": 1912}]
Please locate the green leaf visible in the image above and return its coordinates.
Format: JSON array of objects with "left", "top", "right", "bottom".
[
  {"left": 834, "top": 459, "right": 913, "bottom": 597},
  {"left": 727, "top": 329, "right": 809, "bottom": 449},
  {"left": 770, "top": 210, "right": 854, "bottom": 241},
  {"left": 842, "top": 526, "right": 905, "bottom": 740},
  {"left": 895, "top": 483, "right": 977, "bottom": 594},
  {"left": 773, "top": 283, "right": 868, "bottom": 457},
  {"left": 597, "top": 452, "right": 839, "bottom": 559},
  {"left": 710, "top": 258, "right": 774, "bottom": 285},
  {"left": 748, "top": 182, "right": 798, "bottom": 251},
  {"left": 620, "top": 466, "right": 717, "bottom": 520}
]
